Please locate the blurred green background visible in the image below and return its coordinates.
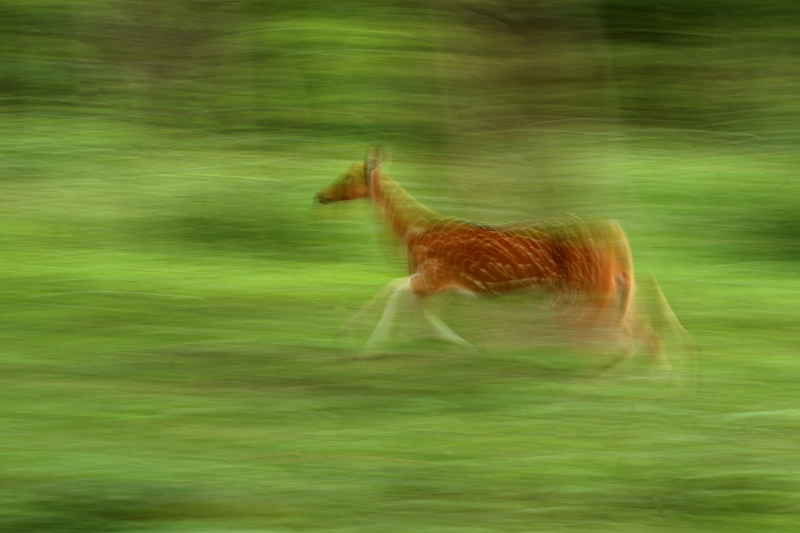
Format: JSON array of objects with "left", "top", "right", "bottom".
[{"left": 2, "top": 1, "right": 800, "bottom": 531}]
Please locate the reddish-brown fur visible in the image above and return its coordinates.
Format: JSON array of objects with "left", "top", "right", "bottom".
[{"left": 315, "top": 148, "right": 681, "bottom": 369}]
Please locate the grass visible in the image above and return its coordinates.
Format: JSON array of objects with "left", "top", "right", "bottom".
[{"left": 1, "top": 113, "right": 799, "bottom": 532}]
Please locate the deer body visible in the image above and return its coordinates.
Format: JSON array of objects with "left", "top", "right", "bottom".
[{"left": 316, "top": 149, "right": 681, "bottom": 369}]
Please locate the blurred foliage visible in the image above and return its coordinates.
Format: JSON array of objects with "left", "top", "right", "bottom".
[
  {"left": 3, "top": 1, "right": 799, "bottom": 144},
  {"left": 2, "top": 1, "right": 800, "bottom": 531}
]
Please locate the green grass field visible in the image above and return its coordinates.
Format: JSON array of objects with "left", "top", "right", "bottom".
[
  {"left": 1, "top": 113, "right": 799, "bottom": 532},
  {"left": 3, "top": 2, "right": 800, "bottom": 531}
]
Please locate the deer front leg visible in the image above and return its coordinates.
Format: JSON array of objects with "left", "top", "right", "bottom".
[
  {"left": 360, "top": 272, "right": 473, "bottom": 355},
  {"left": 361, "top": 277, "right": 412, "bottom": 354},
  {"left": 416, "top": 300, "right": 473, "bottom": 351},
  {"left": 410, "top": 261, "right": 473, "bottom": 351},
  {"left": 339, "top": 277, "right": 409, "bottom": 334}
]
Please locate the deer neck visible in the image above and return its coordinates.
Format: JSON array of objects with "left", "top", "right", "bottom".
[{"left": 371, "top": 174, "right": 439, "bottom": 241}]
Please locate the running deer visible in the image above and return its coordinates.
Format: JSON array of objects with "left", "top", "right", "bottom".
[{"left": 316, "top": 148, "right": 689, "bottom": 371}]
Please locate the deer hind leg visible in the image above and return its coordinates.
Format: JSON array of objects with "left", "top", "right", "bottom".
[
  {"left": 630, "top": 298, "right": 671, "bottom": 373},
  {"left": 639, "top": 274, "right": 697, "bottom": 374},
  {"left": 596, "top": 279, "right": 683, "bottom": 377},
  {"left": 585, "top": 297, "right": 638, "bottom": 377},
  {"left": 588, "top": 273, "right": 671, "bottom": 376}
]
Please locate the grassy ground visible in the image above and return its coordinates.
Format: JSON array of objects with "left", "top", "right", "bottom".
[{"left": 1, "top": 113, "right": 799, "bottom": 532}]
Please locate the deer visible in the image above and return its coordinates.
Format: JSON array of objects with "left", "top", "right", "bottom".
[{"left": 315, "top": 147, "right": 690, "bottom": 372}]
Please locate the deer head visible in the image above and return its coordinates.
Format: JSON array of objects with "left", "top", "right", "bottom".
[{"left": 315, "top": 147, "right": 385, "bottom": 204}]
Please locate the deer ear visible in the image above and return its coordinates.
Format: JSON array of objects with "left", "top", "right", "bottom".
[{"left": 365, "top": 146, "right": 382, "bottom": 178}]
